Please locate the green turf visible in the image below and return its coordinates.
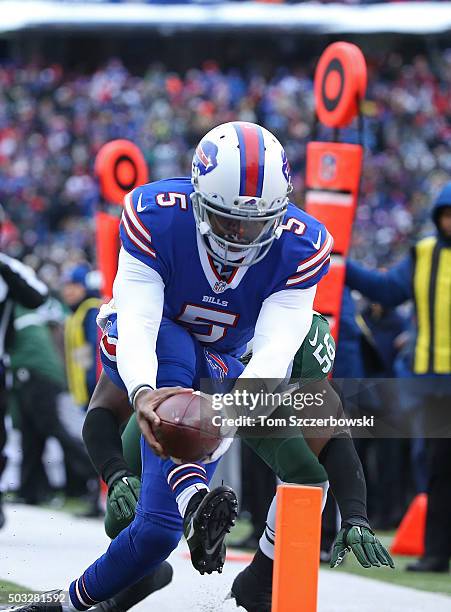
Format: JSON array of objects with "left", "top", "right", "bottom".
[
  {"left": 50, "top": 496, "right": 94, "bottom": 515},
  {"left": 328, "top": 553, "right": 451, "bottom": 596},
  {"left": 4, "top": 492, "right": 95, "bottom": 517},
  {"left": 324, "top": 531, "right": 451, "bottom": 597},
  {"left": 228, "top": 523, "right": 451, "bottom": 597},
  {"left": 227, "top": 517, "right": 252, "bottom": 545},
  {"left": 0, "top": 580, "right": 28, "bottom": 604}
]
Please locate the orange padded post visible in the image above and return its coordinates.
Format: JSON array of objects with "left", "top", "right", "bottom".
[
  {"left": 95, "top": 139, "right": 149, "bottom": 207},
  {"left": 306, "top": 41, "right": 367, "bottom": 345},
  {"left": 94, "top": 140, "right": 149, "bottom": 298},
  {"left": 305, "top": 140, "right": 363, "bottom": 342},
  {"left": 272, "top": 485, "right": 322, "bottom": 612},
  {"left": 95, "top": 211, "right": 121, "bottom": 300}
]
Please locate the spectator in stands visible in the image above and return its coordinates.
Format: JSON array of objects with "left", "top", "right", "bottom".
[
  {"left": 0, "top": 50, "right": 449, "bottom": 272},
  {"left": 346, "top": 182, "right": 451, "bottom": 572}
]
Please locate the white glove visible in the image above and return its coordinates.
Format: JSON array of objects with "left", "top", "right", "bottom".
[
  {"left": 96, "top": 299, "right": 116, "bottom": 332},
  {"left": 196, "top": 390, "right": 237, "bottom": 464},
  {"left": 203, "top": 436, "right": 235, "bottom": 464}
]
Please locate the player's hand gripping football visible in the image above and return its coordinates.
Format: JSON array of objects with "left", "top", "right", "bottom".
[
  {"left": 330, "top": 521, "right": 395, "bottom": 569},
  {"left": 134, "top": 386, "right": 192, "bottom": 457}
]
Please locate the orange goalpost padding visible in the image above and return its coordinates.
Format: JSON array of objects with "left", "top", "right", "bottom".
[{"left": 272, "top": 485, "right": 323, "bottom": 612}]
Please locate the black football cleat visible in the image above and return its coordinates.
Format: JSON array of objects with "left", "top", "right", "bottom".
[
  {"left": 183, "top": 485, "right": 238, "bottom": 575},
  {"left": 229, "top": 549, "right": 273, "bottom": 611},
  {"left": 89, "top": 561, "right": 173, "bottom": 611},
  {"left": 3, "top": 590, "right": 63, "bottom": 611}
]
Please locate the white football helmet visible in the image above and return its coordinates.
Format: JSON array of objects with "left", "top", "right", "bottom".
[{"left": 191, "top": 121, "right": 292, "bottom": 267}]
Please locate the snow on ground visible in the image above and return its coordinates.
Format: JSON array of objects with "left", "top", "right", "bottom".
[{"left": 1, "top": 504, "right": 450, "bottom": 612}]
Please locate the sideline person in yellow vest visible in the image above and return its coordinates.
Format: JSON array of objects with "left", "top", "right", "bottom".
[
  {"left": 62, "top": 263, "right": 103, "bottom": 517},
  {"left": 346, "top": 182, "right": 451, "bottom": 573},
  {"left": 62, "top": 264, "right": 102, "bottom": 411}
]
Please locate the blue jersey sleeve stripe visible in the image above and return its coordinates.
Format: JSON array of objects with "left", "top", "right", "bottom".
[
  {"left": 124, "top": 191, "right": 153, "bottom": 244},
  {"left": 294, "top": 230, "right": 334, "bottom": 274},
  {"left": 121, "top": 213, "right": 156, "bottom": 259},
  {"left": 122, "top": 207, "right": 153, "bottom": 251},
  {"left": 286, "top": 230, "right": 333, "bottom": 286},
  {"left": 286, "top": 255, "right": 330, "bottom": 287}
]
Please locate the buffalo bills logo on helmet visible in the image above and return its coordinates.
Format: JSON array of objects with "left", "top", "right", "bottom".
[
  {"left": 281, "top": 150, "right": 291, "bottom": 183},
  {"left": 194, "top": 141, "right": 218, "bottom": 176}
]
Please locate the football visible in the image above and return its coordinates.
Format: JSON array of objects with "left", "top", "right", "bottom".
[{"left": 153, "top": 391, "right": 221, "bottom": 462}]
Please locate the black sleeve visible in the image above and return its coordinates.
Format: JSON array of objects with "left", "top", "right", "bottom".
[
  {"left": 0, "top": 255, "right": 48, "bottom": 308},
  {"left": 318, "top": 435, "right": 369, "bottom": 527},
  {"left": 82, "top": 407, "right": 129, "bottom": 484}
]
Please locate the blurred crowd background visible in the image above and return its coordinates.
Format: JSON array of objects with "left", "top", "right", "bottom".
[
  {"left": 1, "top": 49, "right": 449, "bottom": 288},
  {"left": 37, "top": 0, "right": 451, "bottom": 4},
  {"left": 0, "top": 7, "right": 449, "bottom": 568}
]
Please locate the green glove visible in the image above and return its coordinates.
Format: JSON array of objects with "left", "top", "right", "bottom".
[
  {"left": 330, "top": 524, "right": 395, "bottom": 569},
  {"left": 107, "top": 470, "right": 141, "bottom": 524}
]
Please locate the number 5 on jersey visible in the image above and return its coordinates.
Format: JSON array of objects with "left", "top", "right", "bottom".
[{"left": 178, "top": 304, "right": 239, "bottom": 343}]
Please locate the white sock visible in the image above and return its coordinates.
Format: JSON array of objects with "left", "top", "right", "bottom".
[
  {"left": 259, "top": 481, "right": 329, "bottom": 560},
  {"left": 176, "top": 483, "right": 209, "bottom": 517},
  {"left": 320, "top": 480, "right": 330, "bottom": 512}
]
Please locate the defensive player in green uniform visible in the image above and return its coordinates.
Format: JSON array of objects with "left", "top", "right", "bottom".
[{"left": 82, "top": 312, "right": 393, "bottom": 612}]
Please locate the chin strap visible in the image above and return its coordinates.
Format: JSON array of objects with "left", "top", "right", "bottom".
[{"left": 207, "top": 232, "right": 252, "bottom": 265}]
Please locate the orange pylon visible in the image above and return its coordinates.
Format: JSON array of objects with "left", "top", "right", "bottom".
[
  {"left": 272, "top": 485, "right": 322, "bottom": 612},
  {"left": 390, "top": 493, "right": 428, "bottom": 556}
]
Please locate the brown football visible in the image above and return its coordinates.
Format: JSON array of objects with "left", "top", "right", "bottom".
[{"left": 153, "top": 391, "right": 221, "bottom": 462}]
